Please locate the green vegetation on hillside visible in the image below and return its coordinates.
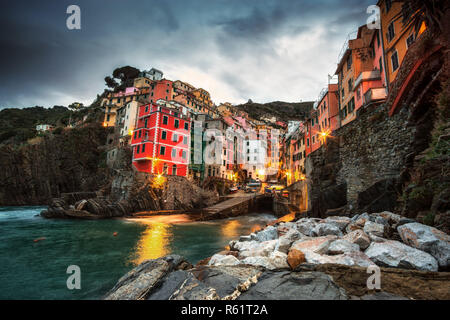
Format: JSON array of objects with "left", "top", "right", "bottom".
[
  {"left": 233, "top": 101, "right": 314, "bottom": 123},
  {"left": 0, "top": 94, "right": 105, "bottom": 145}
]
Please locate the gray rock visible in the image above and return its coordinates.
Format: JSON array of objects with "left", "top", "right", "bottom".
[
  {"left": 237, "top": 271, "right": 348, "bottom": 300},
  {"left": 252, "top": 226, "right": 278, "bottom": 242},
  {"left": 313, "top": 223, "right": 343, "bottom": 237},
  {"left": 327, "top": 239, "right": 360, "bottom": 255},
  {"left": 105, "top": 255, "right": 190, "bottom": 300},
  {"left": 240, "top": 256, "right": 273, "bottom": 269},
  {"left": 325, "top": 216, "right": 352, "bottom": 231},
  {"left": 276, "top": 228, "right": 302, "bottom": 253},
  {"left": 364, "top": 240, "right": 439, "bottom": 271},
  {"left": 239, "top": 240, "right": 278, "bottom": 258},
  {"left": 375, "top": 216, "right": 389, "bottom": 226},
  {"left": 208, "top": 254, "right": 240, "bottom": 266},
  {"left": 343, "top": 229, "right": 371, "bottom": 250},
  {"left": 296, "top": 220, "right": 317, "bottom": 237},
  {"left": 397, "top": 223, "right": 450, "bottom": 268},
  {"left": 364, "top": 221, "right": 385, "bottom": 237}
]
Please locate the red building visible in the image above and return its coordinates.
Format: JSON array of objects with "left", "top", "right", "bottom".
[
  {"left": 148, "top": 79, "right": 174, "bottom": 104},
  {"left": 131, "top": 103, "right": 191, "bottom": 176}
]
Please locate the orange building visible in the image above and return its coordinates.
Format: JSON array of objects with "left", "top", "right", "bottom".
[
  {"left": 336, "top": 25, "right": 385, "bottom": 126},
  {"left": 378, "top": 0, "right": 427, "bottom": 86}
]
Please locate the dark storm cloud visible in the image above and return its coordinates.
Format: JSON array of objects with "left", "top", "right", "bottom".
[{"left": 0, "top": 0, "right": 376, "bottom": 108}]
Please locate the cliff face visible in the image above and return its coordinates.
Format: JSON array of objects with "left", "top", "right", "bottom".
[{"left": 0, "top": 124, "right": 111, "bottom": 206}]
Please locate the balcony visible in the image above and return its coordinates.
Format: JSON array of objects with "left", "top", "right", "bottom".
[
  {"left": 364, "top": 87, "right": 387, "bottom": 104},
  {"left": 354, "top": 70, "right": 381, "bottom": 89}
]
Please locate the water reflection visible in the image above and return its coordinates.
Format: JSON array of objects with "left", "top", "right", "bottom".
[
  {"left": 128, "top": 213, "right": 278, "bottom": 266},
  {"left": 221, "top": 220, "right": 241, "bottom": 238},
  {"left": 131, "top": 222, "right": 172, "bottom": 265}
]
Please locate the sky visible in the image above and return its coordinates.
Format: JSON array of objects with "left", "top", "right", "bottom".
[{"left": 0, "top": 0, "right": 375, "bottom": 109}]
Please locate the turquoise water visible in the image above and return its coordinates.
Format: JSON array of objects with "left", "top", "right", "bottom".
[{"left": 0, "top": 206, "right": 275, "bottom": 300}]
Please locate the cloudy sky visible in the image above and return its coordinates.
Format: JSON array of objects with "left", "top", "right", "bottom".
[{"left": 0, "top": 0, "right": 375, "bottom": 109}]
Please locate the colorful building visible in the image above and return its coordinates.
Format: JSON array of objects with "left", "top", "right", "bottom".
[
  {"left": 378, "top": 0, "right": 427, "bottom": 86},
  {"left": 131, "top": 103, "right": 191, "bottom": 177},
  {"left": 336, "top": 25, "right": 386, "bottom": 126}
]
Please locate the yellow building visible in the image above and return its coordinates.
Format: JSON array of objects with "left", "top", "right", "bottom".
[
  {"left": 192, "top": 88, "right": 213, "bottom": 107},
  {"left": 378, "top": 0, "right": 427, "bottom": 86},
  {"left": 133, "top": 77, "right": 153, "bottom": 88}
]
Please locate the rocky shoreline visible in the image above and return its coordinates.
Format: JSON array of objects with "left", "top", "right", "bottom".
[{"left": 105, "top": 211, "right": 450, "bottom": 300}]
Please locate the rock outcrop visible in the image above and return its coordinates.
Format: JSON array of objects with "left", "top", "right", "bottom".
[
  {"left": 41, "top": 173, "right": 218, "bottom": 219},
  {"left": 0, "top": 124, "right": 110, "bottom": 206}
]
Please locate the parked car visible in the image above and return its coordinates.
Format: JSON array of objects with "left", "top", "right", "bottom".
[{"left": 229, "top": 186, "right": 238, "bottom": 194}]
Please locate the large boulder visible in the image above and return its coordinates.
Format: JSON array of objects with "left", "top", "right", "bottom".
[
  {"left": 276, "top": 228, "right": 302, "bottom": 253},
  {"left": 324, "top": 216, "right": 351, "bottom": 231},
  {"left": 208, "top": 254, "right": 240, "bottom": 267},
  {"left": 313, "top": 223, "right": 343, "bottom": 237},
  {"left": 343, "top": 230, "right": 371, "bottom": 250},
  {"left": 105, "top": 255, "right": 191, "bottom": 300},
  {"left": 267, "top": 251, "right": 290, "bottom": 270},
  {"left": 365, "top": 240, "right": 439, "bottom": 271},
  {"left": 327, "top": 239, "right": 360, "bottom": 255},
  {"left": 237, "top": 271, "right": 348, "bottom": 300},
  {"left": 295, "top": 220, "right": 318, "bottom": 237},
  {"left": 252, "top": 226, "right": 278, "bottom": 242},
  {"left": 364, "top": 221, "right": 385, "bottom": 238},
  {"left": 238, "top": 240, "right": 278, "bottom": 259},
  {"left": 397, "top": 223, "right": 450, "bottom": 268}
]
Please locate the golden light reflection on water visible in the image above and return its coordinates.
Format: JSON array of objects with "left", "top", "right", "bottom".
[
  {"left": 221, "top": 220, "right": 241, "bottom": 238},
  {"left": 131, "top": 222, "right": 172, "bottom": 265}
]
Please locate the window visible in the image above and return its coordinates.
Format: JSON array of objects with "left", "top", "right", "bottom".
[
  {"left": 174, "top": 119, "right": 179, "bottom": 128},
  {"left": 406, "top": 33, "right": 415, "bottom": 48},
  {"left": 172, "top": 148, "right": 177, "bottom": 158},
  {"left": 379, "top": 57, "right": 383, "bottom": 74},
  {"left": 172, "top": 133, "right": 178, "bottom": 142},
  {"left": 387, "top": 22, "right": 395, "bottom": 42},
  {"left": 138, "top": 130, "right": 142, "bottom": 138},
  {"left": 144, "top": 119, "right": 148, "bottom": 128},
  {"left": 134, "top": 131, "right": 137, "bottom": 139},
  {"left": 162, "top": 116, "right": 168, "bottom": 125},
  {"left": 348, "top": 79, "right": 353, "bottom": 92},
  {"left": 145, "top": 105, "right": 148, "bottom": 112},
  {"left": 172, "top": 165, "right": 177, "bottom": 176},
  {"left": 142, "top": 144, "right": 146, "bottom": 153},
  {"left": 136, "top": 145, "right": 140, "bottom": 154},
  {"left": 183, "top": 136, "right": 188, "bottom": 145},
  {"left": 347, "top": 54, "right": 352, "bottom": 70},
  {"left": 391, "top": 50, "right": 399, "bottom": 72},
  {"left": 349, "top": 98, "right": 355, "bottom": 112},
  {"left": 160, "top": 146, "right": 166, "bottom": 155},
  {"left": 161, "top": 131, "right": 167, "bottom": 140},
  {"left": 307, "top": 138, "right": 310, "bottom": 147},
  {"left": 184, "top": 122, "right": 189, "bottom": 130}
]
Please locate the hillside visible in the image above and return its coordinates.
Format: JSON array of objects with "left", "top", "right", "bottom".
[
  {"left": 0, "top": 98, "right": 105, "bottom": 145},
  {"left": 0, "top": 124, "right": 111, "bottom": 205},
  {"left": 233, "top": 101, "right": 314, "bottom": 123}
]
